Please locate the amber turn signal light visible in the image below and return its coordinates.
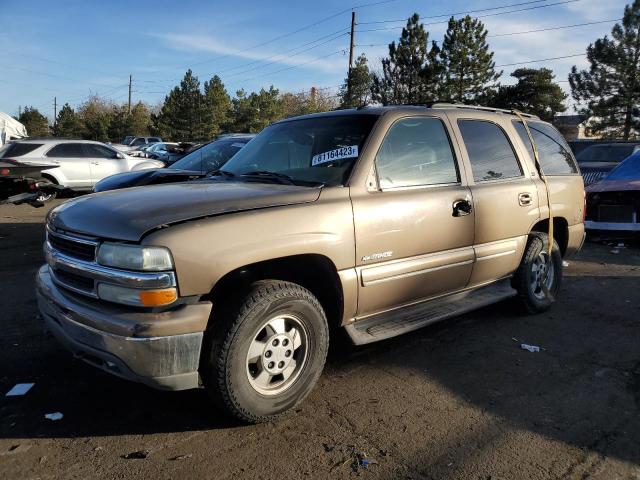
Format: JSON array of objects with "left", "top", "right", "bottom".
[{"left": 138, "top": 288, "right": 178, "bottom": 307}]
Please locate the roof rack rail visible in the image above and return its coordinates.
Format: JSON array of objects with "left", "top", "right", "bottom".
[{"left": 430, "top": 103, "right": 539, "bottom": 119}]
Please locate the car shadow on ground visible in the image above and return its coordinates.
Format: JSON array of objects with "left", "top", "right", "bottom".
[{"left": 1, "top": 218, "right": 639, "bottom": 469}]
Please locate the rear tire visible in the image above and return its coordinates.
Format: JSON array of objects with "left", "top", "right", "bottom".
[
  {"left": 200, "top": 280, "right": 329, "bottom": 423},
  {"left": 36, "top": 180, "right": 57, "bottom": 203},
  {"left": 513, "top": 232, "right": 562, "bottom": 314}
]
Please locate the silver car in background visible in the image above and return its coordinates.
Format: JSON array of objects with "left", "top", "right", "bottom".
[{"left": 0, "top": 139, "right": 164, "bottom": 200}]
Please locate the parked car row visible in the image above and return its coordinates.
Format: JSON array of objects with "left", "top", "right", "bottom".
[{"left": 0, "top": 133, "right": 255, "bottom": 201}]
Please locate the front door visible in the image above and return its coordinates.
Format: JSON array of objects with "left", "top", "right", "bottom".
[
  {"left": 84, "top": 144, "right": 127, "bottom": 185},
  {"left": 351, "top": 116, "right": 475, "bottom": 318}
]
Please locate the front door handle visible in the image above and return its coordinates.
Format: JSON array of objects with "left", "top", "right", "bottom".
[
  {"left": 452, "top": 199, "right": 473, "bottom": 217},
  {"left": 518, "top": 192, "right": 532, "bottom": 206}
]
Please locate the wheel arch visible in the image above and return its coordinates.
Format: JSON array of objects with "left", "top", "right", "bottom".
[
  {"left": 530, "top": 217, "right": 569, "bottom": 256},
  {"left": 206, "top": 254, "right": 345, "bottom": 330},
  {"left": 41, "top": 172, "right": 60, "bottom": 185}
]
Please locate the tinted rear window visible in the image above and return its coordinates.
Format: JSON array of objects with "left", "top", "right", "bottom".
[
  {"left": 458, "top": 119, "right": 523, "bottom": 182},
  {"left": 576, "top": 144, "right": 636, "bottom": 163},
  {"left": 513, "top": 121, "right": 578, "bottom": 175},
  {"left": 0, "top": 142, "right": 43, "bottom": 158}
]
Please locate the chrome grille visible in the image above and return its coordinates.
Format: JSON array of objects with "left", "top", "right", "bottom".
[
  {"left": 582, "top": 171, "right": 606, "bottom": 186},
  {"left": 46, "top": 228, "right": 97, "bottom": 262}
]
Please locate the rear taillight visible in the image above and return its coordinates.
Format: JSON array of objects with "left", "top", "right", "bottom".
[{"left": 0, "top": 168, "right": 9, "bottom": 176}]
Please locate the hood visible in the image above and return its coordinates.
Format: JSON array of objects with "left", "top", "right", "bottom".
[
  {"left": 94, "top": 168, "right": 202, "bottom": 192},
  {"left": 49, "top": 181, "right": 321, "bottom": 241},
  {"left": 586, "top": 179, "right": 640, "bottom": 194}
]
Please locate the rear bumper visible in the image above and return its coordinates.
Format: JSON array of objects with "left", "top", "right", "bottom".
[
  {"left": 36, "top": 265, "right": 212, "bottom": 390},
  {"left": 565, "top": 223, "right": 586, "bottom": 257},
  {"left": 585, "top": 220, "right": 640, "bottom": 231}
]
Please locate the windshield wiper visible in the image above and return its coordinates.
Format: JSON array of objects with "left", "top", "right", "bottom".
[
  {"left": 208, "top": 169, "right": 236, "bottom": 178},
  {"left": 241, "top": 170, "right": 296, "bottom": 185}
]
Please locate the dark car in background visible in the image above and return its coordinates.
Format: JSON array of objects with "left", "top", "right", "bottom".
[
  {"left": 585, "top": 151, "right": 640, "bottom": 232},
  {"left": 576, "top": 142, "right": 640, "bottom": 186},
  {"left": 94, "top": 134, "right": 255, "bottom": 192}
]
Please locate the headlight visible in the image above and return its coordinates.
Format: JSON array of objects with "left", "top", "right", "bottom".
[
  {"left": 97, "top": 283, "right": 177, "bottom": 307},
  {"left": 97, "top": 243, "right": 173, "bottom": 271}
]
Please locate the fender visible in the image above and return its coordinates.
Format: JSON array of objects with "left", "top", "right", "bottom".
[{"left": 142, "top": 187, "right": 356, "bottom": 297}]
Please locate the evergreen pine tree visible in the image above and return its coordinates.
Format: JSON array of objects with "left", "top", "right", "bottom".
[
  {"left": 339, "top": 54, "right": 372, "bottom": 108},
  {"left": 203, "top": 75, "right": 231, "bottom": 137},
  {"left": 157, "top": 70, "right": 207, "bottom": 141},
  {"left": 53, "top": 103, "right": 83, "bottom": 138},
  {"left": 18, "top": 107, "right": 50, "bottom": 137},
  {"left": 230, "top": 87, "right": 283, "bottom": 132},
  {"left": 439, "top": 15, "right": 501, "bottom": 103},
  {"left": 371, "top": 13, "right": 441, "bottom": 105},
  {"left": 490, "top": 68, "right": 566, "bottom": 121},
  {"left": 569, "top": 1, "right": 640, "bottom": 139}
]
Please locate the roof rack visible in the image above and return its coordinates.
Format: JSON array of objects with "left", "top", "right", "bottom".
[{"left": 430, "top": 103, "right": 539, "bottom": 119}]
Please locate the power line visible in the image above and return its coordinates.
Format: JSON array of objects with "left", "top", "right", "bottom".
[
  {"left": 140, "top": 0, "right": 399, "bottom": 77},
  {"left": 358, "top": 0, "right": 551, "bottom": 25},
  {"left": 356, "top": 18, "right": 620, "bottom": 47},
  {"left": 357, "top": 0, "right": 581, "bottom": 33},
  {"left": 489, "top": 18, "right": 620, "bottom": 37},
  {"left": 495, "top": 53, "right": 584, "bottom": 68}
]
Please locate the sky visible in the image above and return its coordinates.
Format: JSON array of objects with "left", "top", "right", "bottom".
[{"left": 0, "top": 0, "right": 630, "bottom": 119}]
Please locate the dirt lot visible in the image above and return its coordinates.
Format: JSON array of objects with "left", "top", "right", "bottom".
[{"left": 1, "top": 199, "right": 640, "bottom": 480}]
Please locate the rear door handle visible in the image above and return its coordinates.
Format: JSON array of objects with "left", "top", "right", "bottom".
[
  {"left": 452, "top": 199, "right": 473, "bottom": 217},
  {"left": 518, "top": 193, "right": 532, "bottom": 206}
]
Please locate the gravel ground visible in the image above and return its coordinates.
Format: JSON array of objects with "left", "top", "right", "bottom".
[{"left": 1, "top": 199, "right": 640, "bottom": 480}]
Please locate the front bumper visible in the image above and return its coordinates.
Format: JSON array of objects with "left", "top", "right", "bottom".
[{"left": 36, "top": 265, "right": 212, "bottom": 390}]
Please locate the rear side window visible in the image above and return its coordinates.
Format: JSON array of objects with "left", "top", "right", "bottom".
[
  {"left": 458, "top": 120, "right": 523, "bottom": 182},
  {"left": 148, "top": 137, "right": 161, "bottom": 143},
  {"left": 0, "top": 142, "right": 43, "bottom": 158},
  {"left": 46, "top": 143, "right": 86, "bottom": 158},
  {"left": 513, "top": 121, "right": 578, "bottom": 175},
  {"left": 376, "top": 117, "right": 458, "bottom": 189}
]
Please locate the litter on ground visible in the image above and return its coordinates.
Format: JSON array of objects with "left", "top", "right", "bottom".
[
  {"left": 521, "top": 344, "right": 540, "bottom": 353},
  {"left": 5, "top": 383, "right": 35, "bottom": 396},
  {"left": 44, "top": 412, "right": 63, "bottom": 421}
]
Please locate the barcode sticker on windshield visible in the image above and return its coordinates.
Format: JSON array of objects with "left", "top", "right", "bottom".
[{"left": 311, "top": 145, "right": 359, "bottom": 166}]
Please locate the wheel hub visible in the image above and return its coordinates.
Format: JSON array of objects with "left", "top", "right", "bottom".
[
  {"left": 245, "top": 314, "right": 308, "bottom": 396},
  {"left": 261, "top": 334, "right": 294, "bottom": 375}
]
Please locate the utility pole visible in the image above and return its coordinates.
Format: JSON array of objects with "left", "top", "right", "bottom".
[
  {"left": 128, "top": 74, "right": 132, "bottom": 114},
  {"left": 347, "top": 11, "right": 356, "bottom": 104},
  {"left": 53, "top": 97, "right": 57, "bottom": 131}
]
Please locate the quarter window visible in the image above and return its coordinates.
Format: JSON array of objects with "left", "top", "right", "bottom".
[
  {"left": 513, "top": 121, "right": 578, "bottom": 174},
  {"left": 376, "top": 117, "right": 458, "bottom": 189},
  {"left": 458, "top": 120, "right": 523, "bottom": 182},
  {"left": 46, "top": 143, "right": 85, "bottom": 158}
]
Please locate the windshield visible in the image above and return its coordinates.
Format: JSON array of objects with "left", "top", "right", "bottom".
[
  {"left": 605, "top": 152, "right": 640, "bottom": 180},
  {"left": 122, "top": 136, "right": 134, "bottom": 145},
  {"left": 222, "top": 114, "right": 379, "bottom": 187},
  {"left": 170, "top": 139, "right": 248, "bottom": 172},
  {"left": 576, "top": 144, "right": 637, "bottom": 163}
]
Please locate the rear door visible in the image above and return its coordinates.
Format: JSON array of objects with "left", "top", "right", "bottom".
[
  {"left": 451, "top": 115, "right": 538, "bottom": 287},
  {"left": 83, "top": 144, "right": 128, "bottom": 184},
  {"left": 351, "top": 114, "right": 475, "bottom": 318},
  {"left": 45, "top": 143, "right": 91, "bottom": 188}
]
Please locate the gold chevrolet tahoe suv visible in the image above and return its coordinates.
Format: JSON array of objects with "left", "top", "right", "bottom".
[{"left": 36, "top": 105, "right": 585, "bottom": 422}]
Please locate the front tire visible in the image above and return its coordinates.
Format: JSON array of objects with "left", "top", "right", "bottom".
[
  {"left": 513, "top": 232, "right": 562, "bottom": 313},
  {"left": 201, "top": 280, "right": 329, "bottom": 423}
]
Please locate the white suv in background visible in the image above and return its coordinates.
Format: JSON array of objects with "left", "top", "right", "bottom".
[{"left": 0, "top": 139, "right": 164, "bottom": 199}]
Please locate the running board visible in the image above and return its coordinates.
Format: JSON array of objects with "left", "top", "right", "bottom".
[{"left": 344, "top": 279, "right": 517, "bottom": 345}]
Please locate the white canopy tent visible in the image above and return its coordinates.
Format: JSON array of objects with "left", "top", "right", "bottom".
[{"left": 0, "top": 112, "right": 28, "bottom": 146}]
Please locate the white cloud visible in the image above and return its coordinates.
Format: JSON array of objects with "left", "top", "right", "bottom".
[{"left": 153, "top": 32, "right": 347, "bottom": 75}]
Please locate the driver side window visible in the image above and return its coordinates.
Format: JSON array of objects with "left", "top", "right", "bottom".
[{"left": 375, "top": 117, "right": 459, "bottom": 189}]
